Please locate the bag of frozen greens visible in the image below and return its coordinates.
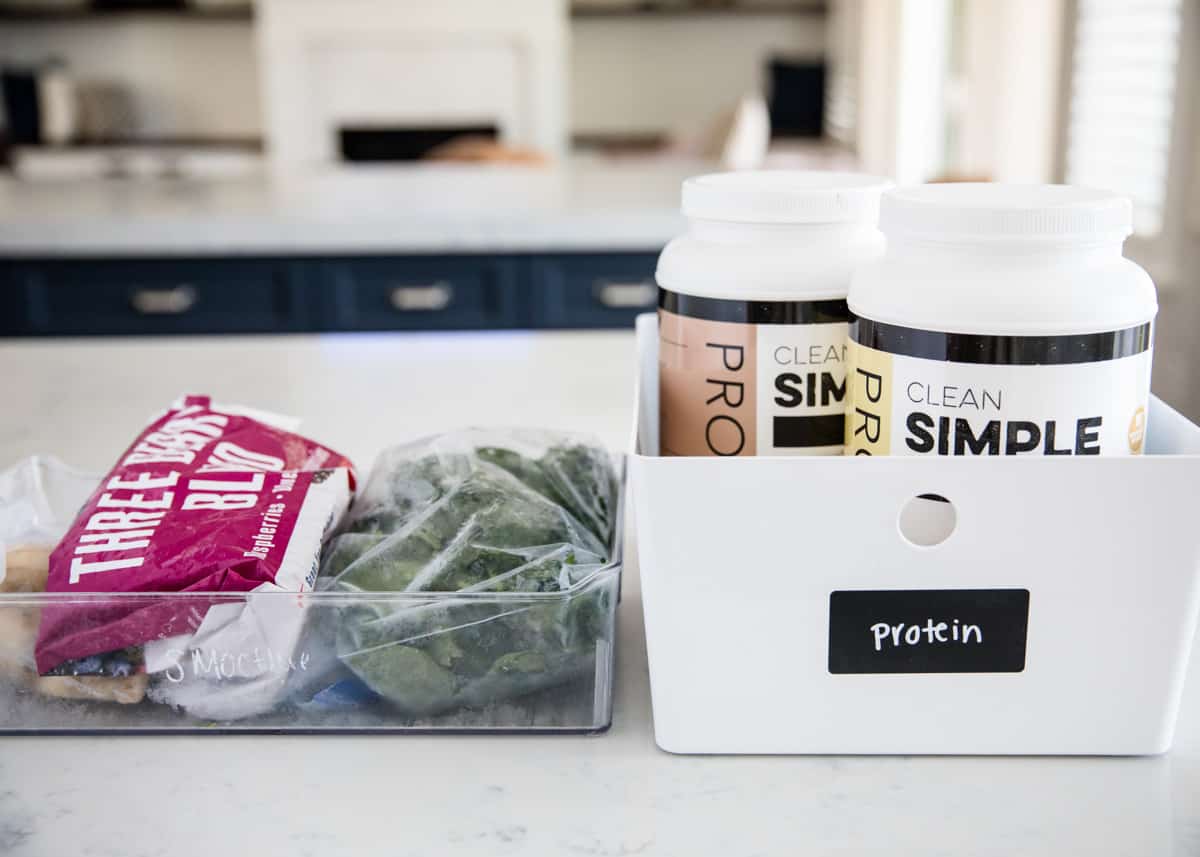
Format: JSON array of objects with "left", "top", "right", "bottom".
[{"left": 318, "top": 429, "right": 619, "bottom": 716}]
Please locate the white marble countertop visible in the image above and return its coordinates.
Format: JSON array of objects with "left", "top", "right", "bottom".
[
  {"left": 0, "top": 330, "right": 1198, "bottom": 857},
  {"left": 0, "top": 158, "right": 696, "bottom": 257}
]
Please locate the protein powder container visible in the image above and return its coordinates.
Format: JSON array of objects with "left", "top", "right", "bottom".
[
  {"left": 657, "top": 171, "right": 890, "bottom": 456},
  {"left": 846, "top": 183, "right": 1157, "bottom": 457}
]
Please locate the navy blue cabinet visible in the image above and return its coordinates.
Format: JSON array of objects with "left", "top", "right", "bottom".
[
  {"left": 531, "top": 253, "right": 659, "bottom": 329},
  {"left": 4, "top": 259, "right": 306, "bottom": 336},
  {"left": 0, "top": 251, "right": 662, "bottom": 336},
  {"left": 0, "top": 264, "right": 23, "bottom": 336},
  {"left": 315, "top": 256, "right": 523, "bottom": 331}
]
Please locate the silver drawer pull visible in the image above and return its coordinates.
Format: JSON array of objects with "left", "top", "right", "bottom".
[
  {"left": 130, "top": 285, "right": 198, "bottom": 316},
  {"left": 594, "top": 280, "right": 656, "bottom": 309},
  {"left": 389, "top": 283, "right": 453, "bottom": 312}
]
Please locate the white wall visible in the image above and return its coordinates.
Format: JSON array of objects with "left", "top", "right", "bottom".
[
  {"left": 570, "top": 14, "right": 826, "bottom": 136},
  {"left": 959, "top": 0, "right": 1065, "bottom": 183},
  {"left": 0, "top": 20, "right": 260, "bottom": 138},
  {"left": 890, "top": 0, "right": 949, "bottom": 183},
  {"left": 851, "top": 0, "right": 900, "bottom": 178},
  {"left": 0, "top": 13, "right": 826, "bottom": 141}
]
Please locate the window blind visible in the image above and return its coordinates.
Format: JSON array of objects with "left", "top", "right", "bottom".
[{"left": 1065, "top": 0, "right": 1183, "bottom": 236}]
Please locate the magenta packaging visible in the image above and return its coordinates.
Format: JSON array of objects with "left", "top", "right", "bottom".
[{"left": 35, "top": 396, "right": 355, "bottom": 696}]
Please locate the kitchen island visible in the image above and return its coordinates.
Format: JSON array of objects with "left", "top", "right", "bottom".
[
  {"left": 0, "top": 159, "right": 696, "bottom": 337},
  {"left": 0, "top": 329, "right": 1198, "bottom": 857},
  {"left": 0, "top": 160, "right": 693, "bottom": 257}
]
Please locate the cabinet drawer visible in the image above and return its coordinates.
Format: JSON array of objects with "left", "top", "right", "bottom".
[
  {"left": 10, "top": 260, "right": 303, "bottom": 336},
  {"left": 317, "top": 257, "right": 521, "bottom": 331},
  {"left": 531, "top": 253, "right": 659, "bottom": 329},
  {"left": 0, "top": 263, "right": 21, "bottom": 336}
]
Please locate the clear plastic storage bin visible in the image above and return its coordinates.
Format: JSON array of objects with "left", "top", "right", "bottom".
[{"left": 0, "top": 519, "right": 622, "bottom": 735}]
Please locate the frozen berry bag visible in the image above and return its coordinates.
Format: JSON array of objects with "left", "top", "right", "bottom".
[{"left": 34, "top": 396, "right": 354, "bottom": 718}]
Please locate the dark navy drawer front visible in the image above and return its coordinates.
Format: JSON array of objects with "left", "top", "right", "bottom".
[
  {"left": 0, "top": 252, "right": 666, "bottom": 336},
  {"left": 9, "top": 260, "right": 303, "bottom": 335},
  {"left": 318, "top": 257, "right": 521, "bottom": 331},
  {"left": 532, "top": 253, "right": 659, "bottom": 329},
  {"left": 0, "top": 263, "right": 21, "bottom": 336}
]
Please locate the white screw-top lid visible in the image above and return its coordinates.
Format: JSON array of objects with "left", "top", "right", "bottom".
[
  {"left": 681, "top": 170, "right": 892, "bottom": 225},
  {"left": 880, "top": 183, "right": 1133, "bottom": 243}
]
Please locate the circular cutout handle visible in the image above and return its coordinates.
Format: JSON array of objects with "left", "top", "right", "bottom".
[{"left": 898, "top": 493, "right": 957, "bottom": 547}]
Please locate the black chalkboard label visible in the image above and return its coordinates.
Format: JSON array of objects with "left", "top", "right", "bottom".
[{"left": 828, "top": 589, "right": 1030, "bottom": 674}]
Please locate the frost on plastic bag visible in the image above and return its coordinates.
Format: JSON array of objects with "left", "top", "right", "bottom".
[
  {"left": 0, "top": 456, "right": 98, "bottom": 588},
  {"left": 317, "top": 429, "right": 619, "bottom": 716},
  {"left": 0, "top": 457, "right": 148, "bottom": 704}
]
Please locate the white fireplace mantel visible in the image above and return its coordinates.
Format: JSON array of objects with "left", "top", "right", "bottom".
[{"left": 255, "top": 0, "right": 568, "bottom": 172}]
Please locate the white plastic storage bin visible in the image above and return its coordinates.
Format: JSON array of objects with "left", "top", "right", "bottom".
[{"left": 630, "top": 314, "right": 1200, "bottom": 755}]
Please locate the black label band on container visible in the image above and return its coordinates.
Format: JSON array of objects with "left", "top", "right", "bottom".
[
  {"left": 828, "top": 589, "right": 1030, "bottom": 674},
  {"left": 659, "top": 288, "right": 851, "bottom": 325},
  {"left": 851, "top": 318, "right": 1152, "bottom": 365},
  {"left": 774, "top": 415, "right": 844, "bottom": 448}
]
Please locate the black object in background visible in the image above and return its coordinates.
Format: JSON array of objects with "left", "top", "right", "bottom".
[
  {"left": 339, "top": 125, "right": 497, "bottom": 162},
  {"left": 767, "top": 58, "right": 826, "bottom": 138},
  {"left": 2, "top": 68, "right": 40, "bottom": 145},
  {"left": 91, "top": 0, "right": 187, "bottom": 8}
]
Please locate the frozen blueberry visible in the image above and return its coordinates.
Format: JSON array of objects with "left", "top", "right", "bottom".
[{"left": 72, "top": 656, "right": 103, "bottom": 675}]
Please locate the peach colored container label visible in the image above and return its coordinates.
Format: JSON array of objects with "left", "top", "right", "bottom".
[
  {"left": 659, "top": 296, "right": 850, "bottom": 457},
  {"left": 660, "top": 308, "right": 759, "bottom": 456}
]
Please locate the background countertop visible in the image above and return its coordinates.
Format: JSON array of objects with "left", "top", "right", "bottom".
[
  {"left": 0, "top": 159, "right": 695, "bottom": 256},
  {"left": 0, "top": 330, "right": 1197, "bottom": 857}
]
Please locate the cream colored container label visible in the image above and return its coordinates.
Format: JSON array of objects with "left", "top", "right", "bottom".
[
  {"left": 658, "top": 290, "right": 851, "bottom": 456},
  {"left": 754, "top": 323, "right": 848, "bottom": 456},
  {"left": 845, "top": 319, "right": 1153, "bottom": 456}
]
